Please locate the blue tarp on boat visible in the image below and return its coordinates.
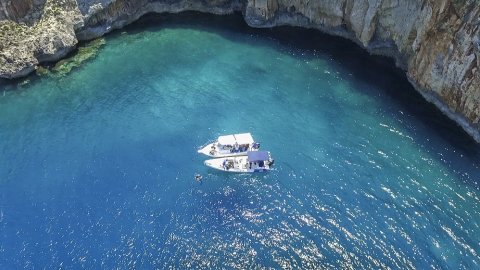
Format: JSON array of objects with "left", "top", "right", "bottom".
[{"left": 247, "top": 151, "right": 269, "bottom": 161}]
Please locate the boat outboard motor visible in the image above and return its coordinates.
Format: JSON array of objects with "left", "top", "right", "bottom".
[{"left": 268, "top": 159, "right": 275, "bottom": 167}]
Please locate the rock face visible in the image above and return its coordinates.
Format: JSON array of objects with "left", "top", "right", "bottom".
[
  {"left": 0, "top": 0, "right": 479, "bottom": 142},
  {"left": 0, "top": 0, "right": 83, "bottom": 78},
  {"left": 245, "top": 0, "right": 480, "bottom": 142}
]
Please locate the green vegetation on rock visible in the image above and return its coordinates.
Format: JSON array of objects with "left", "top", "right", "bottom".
[{"left": 37, "top": 38, "right": 106, "bottom": 77}]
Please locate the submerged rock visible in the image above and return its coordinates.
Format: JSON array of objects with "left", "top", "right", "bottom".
[
  {"left": 0, "top": 0, "right": 479, "bottom": 142},
  {"left": 35, "top": 66, "right": 50, "bottom": 76},
  {"left": 35, "top": 38, "right": 105, "bottom": 77},
  {"left": 43, "top": 37, "right": 105, "bottom": 76}
]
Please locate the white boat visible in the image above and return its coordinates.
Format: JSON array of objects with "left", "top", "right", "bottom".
[
  {"left": 204, "top": 151, "right": 274, "bottom": 173},
  {"left": 198, "top": 133, "right": 260, "bottom": 158}
]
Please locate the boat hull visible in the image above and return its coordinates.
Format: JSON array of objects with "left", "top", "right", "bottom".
[
  {"left": 197, "top": 142, "right": 252, "bottom": 158},
  {"left": 204, "top": 156, "right": 272, "bottom": 173}
]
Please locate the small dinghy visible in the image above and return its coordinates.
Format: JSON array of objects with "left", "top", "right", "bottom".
[
  {"left": 198, "top": 133, "right": 260, "bottom": 158},
  {"left": 204, "top": 151, "right": 274, "bottom": 173}
]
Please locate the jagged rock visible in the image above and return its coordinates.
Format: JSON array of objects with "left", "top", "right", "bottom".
[
  {"left": 0, "top": 0, "right": 479, "bottom": 142},
  {"left": 0, "top": 0, "right": 83, "bottom": 78},
  {"left": 36, "top": 37, "right": 106, "bottom": 77}
]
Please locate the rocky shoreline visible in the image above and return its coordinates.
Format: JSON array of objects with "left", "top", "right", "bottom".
[{"left": 0, "top": 0, "right": 479, "bottom": 142}]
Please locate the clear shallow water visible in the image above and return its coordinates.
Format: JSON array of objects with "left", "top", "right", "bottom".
[{"left": 1, "top": 13, "right": 480, "bottom": 269}]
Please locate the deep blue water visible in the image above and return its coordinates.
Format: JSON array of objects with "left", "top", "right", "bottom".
[{"left": 1, "top": 13, "right": 480, "bottom": 269}]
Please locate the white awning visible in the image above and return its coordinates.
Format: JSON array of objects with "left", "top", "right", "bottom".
[
  {"left": 234, "top": 133, "right": 254, "bottom": 144},
  {"left": 218, "top": 135, "right": 236, "bottom": 145},
  {"left": 217, "top": 133, "right": 254, "bottom": 145}
]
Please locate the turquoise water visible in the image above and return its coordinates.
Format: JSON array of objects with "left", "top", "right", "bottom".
[{"left": 1, "top": 13, "right": 480, "bottom": 269}]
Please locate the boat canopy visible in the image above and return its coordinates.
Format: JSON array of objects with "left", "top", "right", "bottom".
[
  {"left": 218, "top": 133, "right": 254, "bottom": 145},
  {"left": 247, "top": 151, "right": 269, "bottom": 162}
]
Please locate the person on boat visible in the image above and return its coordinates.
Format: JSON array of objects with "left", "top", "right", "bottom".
[
  {"left": 210, "top": 145, "right": 216, "bottom": 155},
  {"left": 226, "top": 160, "right": 234, "bottom": 170},
  {"left": 241, "top": 144, "right": 247, "bottom": 152},
  {"left": 234, "top": 142, "right": 239, "bottom": 152}
]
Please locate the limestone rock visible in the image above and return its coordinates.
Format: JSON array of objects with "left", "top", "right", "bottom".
[{"left": 0, "top": 0, "right": 83, "bottom": 78}]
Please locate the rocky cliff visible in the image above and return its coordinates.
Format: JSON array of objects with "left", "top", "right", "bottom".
[{"left": 0, "top": 0, "right": 479, "bottom": 142}]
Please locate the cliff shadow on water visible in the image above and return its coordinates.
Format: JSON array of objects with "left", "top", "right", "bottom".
[
  {"left": 117, "top": 12, "right": 480, "bottom": 161},
  {"left": 1, "top": 11, "right": 479, "bottom": 184}
]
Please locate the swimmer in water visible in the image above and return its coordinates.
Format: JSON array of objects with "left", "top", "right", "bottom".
[{"left": 195, "top": 174, "right": 202, "bottom": 182}]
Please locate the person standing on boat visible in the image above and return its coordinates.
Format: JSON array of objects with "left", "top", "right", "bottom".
[{"left": 234, "top": 142, "right": 239, "bottom": 153}]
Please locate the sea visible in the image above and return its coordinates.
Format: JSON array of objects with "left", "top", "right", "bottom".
[{"left": 0, "top": 13, "right": 479, "bottom": 269}]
